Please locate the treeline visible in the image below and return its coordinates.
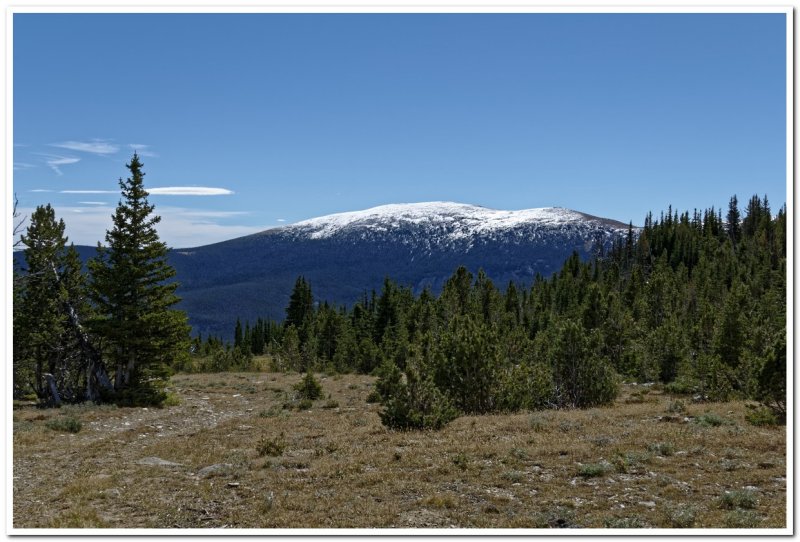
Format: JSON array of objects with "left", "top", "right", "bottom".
[
  {"left": 13, "top": 154, "right": 190, "bottom": 407},
  {"left": 213, "top": 194, "right": 785, "bottom": 429}
]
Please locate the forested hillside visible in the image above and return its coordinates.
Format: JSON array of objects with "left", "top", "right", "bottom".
[{"left": 194, "top": 195, "right": 786, "bottom": 429}]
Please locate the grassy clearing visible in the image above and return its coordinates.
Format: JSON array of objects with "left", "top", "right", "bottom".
[{"left": 13, "top": 373, "right": 786, "bottom": 530}]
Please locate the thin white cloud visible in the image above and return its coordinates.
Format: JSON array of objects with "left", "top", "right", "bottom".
[
  {"left": 38, "top": 154, "right": 80, "bottom": 175},
  {"left": 14, "top": 162, "right": 36, "bottom": 170},
  {"left": 78, "top": 201, "right": 107, "bottom": 205},
  {"left": 60, "top": 190, "right": 117, "bottom": 194},
  {"left": 148, "top": 186, "right": 234, "bottom": 196},
  {"left": 276, "top": 218, "right": 286, "bottom": 222},
  {"left": 128, "top": 143, "right": 158, "bottom": 158},
  {"left": 15, "top": 205, "right": 265, "bottom": 248},
  {"left": 179, "top": 210, "right": 249, "bottom": 218},
  {"left": 51, "top": 140, "right": 119, "bottom": 155},
  {"left": 29, "top": 189, "right": 53, "bottom": 193}
]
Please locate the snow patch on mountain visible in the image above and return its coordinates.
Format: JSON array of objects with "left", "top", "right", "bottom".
[{"left": 288, "top": 201, "right": 620, "bottom": 241}]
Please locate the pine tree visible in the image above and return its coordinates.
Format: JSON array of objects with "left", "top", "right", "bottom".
[
  {"left": 15, "top": 205, "right": 69, "bottom": 402},
  {"left": 285, "top": 276, "right": 314, "bottom": 335},
  {"left": 88, "top": 154, "right": 190, "bottom": 405},
  {"left": 726, "top": 195, "right": 741, "bottom": 248}
]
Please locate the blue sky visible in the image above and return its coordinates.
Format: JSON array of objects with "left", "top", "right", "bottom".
[{"left": 13, "top": 12, "right": 787, "bottom": 248}]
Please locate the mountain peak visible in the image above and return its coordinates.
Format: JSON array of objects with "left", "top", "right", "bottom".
[{"left": 288, "top": 201, "right": 612, "bottom": 240}]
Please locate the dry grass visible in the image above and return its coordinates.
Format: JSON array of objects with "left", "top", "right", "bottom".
[{"left": 13, "top": 373, "right": 786, "bottom": 530}]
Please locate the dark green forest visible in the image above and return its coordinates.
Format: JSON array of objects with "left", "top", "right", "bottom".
[
  {"left": 12, "top": 149, "right": 787, "bottom": 429},
  {"left": 187, "top": 195, "right": 786, "bottom": 430}
]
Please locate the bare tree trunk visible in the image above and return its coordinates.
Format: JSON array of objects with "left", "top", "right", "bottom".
[
  {"left": 47, "top": 261, "right": 114, "bottom": 401},
  {"left": 115, "top": 360, "right": 125, "bottom": 389},
  {"left": 44, "top": 373, "right": 61, "bottom": 407}
]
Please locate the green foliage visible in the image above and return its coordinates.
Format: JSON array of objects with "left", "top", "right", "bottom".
[
  {"left": 46, "top": 416, "right": 82, "bottom": 433},
  {"left": 663, "top": 377, "right": 698, "bottom": 395},
  {"left": 693, "top": 412, "right": 729, "bottom": 428},
  {"left": 647, "top": 442, "right": 675, "bottom": 457},
  {"left": 285, "top": 277, "right": 314, "bottom": 332},
  {"left": 293, "top": 372, "right": 323, "bottom": 401},
  {"left": 378, "top": 360, "right": 458, "bottom": 431},
  {"left": 663, "top": 504, "right": 697, "bottom": 528},
  {"left": 88, "top": 154, "right": 190, "bottom": 406},
  {"left": 433, "top": 315, "right": 501, "bottom": 414},
  {"left": 256, "top": 433, "right": 286, "bottom": 457},
  {"left": 451, "top": 452, "right": 470, "bottom": 471},
  {"left": 220, "top": 193, "right": 784, "bottom": 431},
  {"left": 541, "top": 320, "right": 619, "bottom": 408},
  {"left": 724, "top": 510, "right": 761, "bottom": 528},
  {"left": 719, "top": 489, "right": 757, "bottom": 510},
  {"left": 162, "top": 392, "right": 181, "bottom": 407},
  {"left": 744, "top": 405, "right": 779, "bottom": 426},
  {"left": 578, "top": 462, "right": 608, "bottom": 478},
  {"left": 14, "top": 205, "right": 90, "bottom": 405},
  {"left": 495, "top": 361, "right": 554, "bottom": 412}
]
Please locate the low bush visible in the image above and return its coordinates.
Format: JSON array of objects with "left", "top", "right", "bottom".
[
  {"left": 256, "top": 433, "right": 286, "bottom": 457},
  {"left": 45, "top": 416, "right": 82, "bottom": 433},
  {"left": 745, "top": 406, "right": 779, "bottom": 426},
  {"left": 378, "top": 361, "right": 458, "bottom": 431},
  {"left": 694, "top": 412, "right": 728, "bottom": 427},
  {"left": 720, "top": 489, "right": 757, "bottom": 510},
  {"left": 663, "top": 504, "right": 696, "bottom": 528},
  {"left": 724, "top": 510, "right": 761, "bottom": 528},
  {"left": 294, "top": 372, "right": 323, "bottom": 401},
  {"left": 647, "top": 442, "right": 675, "bottom": 457},
  {"left": 578, "top": 462, "right": 608, "bottom": 478}
]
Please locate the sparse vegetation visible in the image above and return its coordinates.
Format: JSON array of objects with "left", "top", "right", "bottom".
[
  {"left": 694, "top": 412, "right": 729, "bottom": 428},
  {"left": 720, "top": 489, "right": 758, "bottom": 510},
  {"left": 12, "top": 373, "right": 786, "bottom": 529},
  {"left": 663, "top": 504, "right": 697, "bottom": 528},
  {"left": 578, "top": 462, "right": 608, "bottom": 478},
  {"left": 745, "top": 405, "right": 779, "bottom": 426},
  {"left": 45, "top": 416, "right": 82, "bottom": 433},
  {"left": 724, "top": 510, "right": 762, "bottom": 528},
  {"left": 647, "top": 442, "right": 675, "bottom": 457},
  {"left": 256, "top": 433, "right": 286, "bottom": 457},
  {"left": 293, "top": 372, "right": 323, "bottom": 401}
]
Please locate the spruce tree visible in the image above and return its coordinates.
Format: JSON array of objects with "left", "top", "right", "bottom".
[
  {"left": 15, "top": 205, "right": 69, "bottom": 402},
  {"left": 285, "top": 276, "right": 314, "bottom": 346},
  {"left": 88, "top": 154, "right": 190, "bottom": 405},
  {"left": 726, "top": 195, "right": 741, "bottom": 248}
]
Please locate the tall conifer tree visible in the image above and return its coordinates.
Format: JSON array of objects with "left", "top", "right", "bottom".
[
  {"left": 15, "top": 205, "right": 69, "bottom": 402},
  {"left": 88, "top": 154, "right": 189, "bottom": 405}
]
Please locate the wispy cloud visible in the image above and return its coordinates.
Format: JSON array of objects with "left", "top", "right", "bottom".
[
  {"left": 60, "top": 190, "right": 117, "bottom": 194},
  {"left": 15, "top": 204, "right": 265, "bottom": 248},
  {"left": 14, "top": 162, "right": 36, "bottom": 170},
  {"left": 29, "top": 189, "right": 53, "bottom": 193},
  {"left": 276, "top": 218, "right": 286, "bottom": 222},
  {"left": 37, "top": 154, "right": 80, "bottom": 175},
  {"left": 148, "top": 186, "right": 234, "bottom": 196},
  {"left": 51, "top": 140, "right": 119, "bottom": 155},
  {"left": 179, "top": 210, "right": 249, "bottom": 218},
  {"left": 78, "top": 201, "right": 107, "bottom": 205},
  {"left": 128, "top": 143, "right": 158, "bottom": 158}
]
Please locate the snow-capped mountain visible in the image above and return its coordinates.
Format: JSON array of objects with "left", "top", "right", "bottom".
[
  {"left": 165, "top": 202, "right": 632, "bottom": 338},
  {"left": 285, "top": 202, "right": 625, "bottom": 248},
  {"left": 20, "top": 202, "right": 633, "bottom": 339}
]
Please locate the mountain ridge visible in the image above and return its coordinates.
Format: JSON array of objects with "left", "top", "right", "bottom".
[
  {"left": 15, "top": 202, "right": 636, "bottom": 339},
  {"left": 168, "top": 201, "right": 634, "bottom": 338}
]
